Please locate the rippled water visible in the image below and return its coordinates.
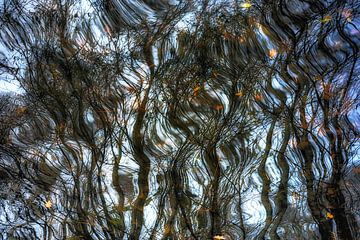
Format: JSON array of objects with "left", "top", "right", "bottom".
[{"left": 0, "top": 0, "right": 359, "bottom": 239}]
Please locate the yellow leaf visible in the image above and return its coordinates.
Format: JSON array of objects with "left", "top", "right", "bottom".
[
  {"left": 238, "top": 36, "right": 245, "bottom": 43},
  {"left": 326, "top": 212, "right": 334, "bottom": 219},
  {"left": 194, "top": 86, "right": 201, "bottom": 91},
  {"left": 45, "top": 200, "right": 52, "bottom": 209},
  {"left": 314, "top": 75, "right": 323, "bottom": 81},
  {"left": 193, "top": 86, "right": 201, "bottom": 96},
  {"left": 240, "top": 2, "right": 252, "bottom": 8},
  {"left": 16, "top": 107, "right": 27, "bottom": 115},
  {"left": 321, "top": 15, "right": 332, "bottom": 23},
  {"left": 269, "top": 49, "right": 277, "bottom": 58},
  {"left": 213, "top": 235, "right": 226, "bottom": 240},
  {"left": 164, "top": 224, "right": 172, "bottom": 235}
]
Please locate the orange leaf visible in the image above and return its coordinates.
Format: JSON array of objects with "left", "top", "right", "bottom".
[
  {"left": 193, "top": 86, "right": 201, "bottom": 96},
  {"left": 214, "top": 104, "right": 224, "bottom": 110},
  {"left": 16, "top": 107, "right": 27, "bottom": 115},
  {"left": 326, "top": 212, "right": 334, "bottom": 219},
  {"left": 269, "top": 49, "right": 277, "bottom": 58},
  {"left": 235, "top": 91, "right": 244, "bottom": 97},
  {"left": 238, "top": 36, "right": 245, "bottom": 43},
  {"left": 223, "top": 31, "right": 232, "bottom": 39},
  {"left": 254, "top": 94, "right": 263, "bottom": 101}
]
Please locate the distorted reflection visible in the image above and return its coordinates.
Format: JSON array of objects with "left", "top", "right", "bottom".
[{"left": 0, "top": 0, "right": 359, "bottom": 239}]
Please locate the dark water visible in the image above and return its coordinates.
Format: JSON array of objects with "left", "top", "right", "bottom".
[{"left": 0, "top": 0, "right": 359, "bottom": 239}]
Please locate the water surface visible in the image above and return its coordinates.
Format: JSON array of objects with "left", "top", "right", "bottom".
[{"left": 0, "top": 0, "right": 359, "bottom": 239}]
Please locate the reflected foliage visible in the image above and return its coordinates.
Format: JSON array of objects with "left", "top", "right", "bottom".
[{"left": 0, "top": 0, "right": 359, "bottom": 239}]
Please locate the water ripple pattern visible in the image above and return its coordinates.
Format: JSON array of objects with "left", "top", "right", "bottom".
[{"left": 0, "top": 0, "right": 359, "bottom": 239}]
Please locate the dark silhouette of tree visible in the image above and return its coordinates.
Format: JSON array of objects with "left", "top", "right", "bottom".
[{"left": 0, "top": 0, "right": 359, "bottom": 239}]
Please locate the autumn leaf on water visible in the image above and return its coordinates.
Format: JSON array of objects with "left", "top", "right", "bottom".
[
  {"left": 214, "top": 104, "right": 224, "bottom": 111},
  {"left": 240, "top": 2, "right": 252, "bottom": 9},
  {"left": 326, "top": 212, "right": 334, "bottom": 219},
  {"left": 164, "top": 224, "right": 172, "bottom": 235},
  {"left": 238, "top": 36, "right": 245, "bottom": 43},
  {"left": 320, "top": 15, "right": 332, "bottom": 23},
  {"left": 269, "top": 49, "right": 277, "bottom": 58},
  {"left": 223, "top": 31, "right": 232, "bottom": 40},
  {"left": 193, "top": 86, "right": 201, "bottom": 96},
  {"left": 314, "top": 75, "right": 323, "bottom": 81},
  {"left": 235, "top": 91, "right": 244, "bottom": 97},
  {"left": 254, "top": 93, "right": 263, "bottom": 101},
  {"left": 45, "top": 200, "right": 52, "bottom": 209},
  {"left": 213, "top": 235, "right": 225, "bottom": 240},
  {"left": 16, "top": 107, "right": 27, "bottom": 115}
]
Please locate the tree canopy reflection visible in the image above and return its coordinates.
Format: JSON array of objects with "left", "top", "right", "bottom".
[{"left": 0, "top": 0, "right": 359, "bottom": 239}]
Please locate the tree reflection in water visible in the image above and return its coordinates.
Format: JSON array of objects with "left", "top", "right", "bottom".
[{"left": 0, "top": 0, "right": 359, "bottom": 239}]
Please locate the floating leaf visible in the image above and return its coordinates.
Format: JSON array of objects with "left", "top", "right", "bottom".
[
  {"left": 214, "top": 104, "right": 224, "bottom": 111},
  {"left": 238, "top": 36, "right": 245, "bottom": 43},
  {"left": 254, "top": 93, "right": 263, "bottom": 101},
  {"left": 45, "top": 200, "right": 52, "bottom": 209},
  {"left": 240, "top": 2, "right": 252, "bottom": 8},
  {"left": 223, "top": 31, "right": 232, "bottom": 39},
  {"left": 16, "top": 107, "right": 27, "bottom": 115},
  {"left": 193, "top": 86, "right": 201, "bottom": 96},
  {"left": 320, "top": 15, "right": 332, "bottom": 23},
  {"left": 235, "top": 91, "right": 244, "bottom": 97},
  {"left": 213, "top": 235, "right": 226, "bottom": 240},
  {"left": 326, "top": 212, "right": 334, "bottom": 219},
  {"left": 268, "top": 49, "right": 277, "bottom": 58},
  {"left": 164, "top": 224, "right": 172, "bottom": 235},
  {"left": 314, "top": 75, "right": 323, "bottom": 81}
]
